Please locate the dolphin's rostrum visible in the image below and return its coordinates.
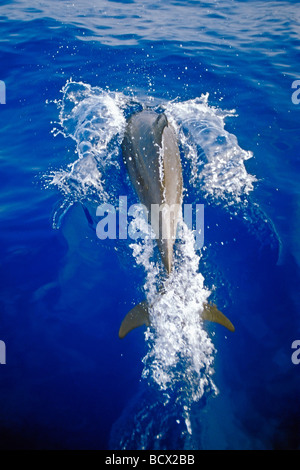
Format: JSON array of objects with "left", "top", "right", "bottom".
[{"left": 119, "top": 109, "right": 235, "bottom": 338}]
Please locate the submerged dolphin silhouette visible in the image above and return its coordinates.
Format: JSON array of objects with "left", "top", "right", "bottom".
[{"left": 119, "top": 109, "right": 235, "bottom": 338}]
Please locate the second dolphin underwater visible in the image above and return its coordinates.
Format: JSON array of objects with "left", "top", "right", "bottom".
[{"left": 119, "top": 109, "right": 235, "bottom": 338}]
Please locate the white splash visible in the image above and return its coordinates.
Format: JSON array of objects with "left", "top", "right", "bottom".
[
  {"left": 165, "top": 95, "right": 256, "bottom": 203},
  {"left": 44, "top": 80, "right": 128, "bottom": 226},
  {"left": 129, "top": 214, "right": 217, "bottom": 406}
]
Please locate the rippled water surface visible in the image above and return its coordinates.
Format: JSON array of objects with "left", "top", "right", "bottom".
[{"left": 0, "top": 0, "right": 300, "bottom": 450}]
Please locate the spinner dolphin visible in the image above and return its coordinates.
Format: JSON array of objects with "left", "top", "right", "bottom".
[{"left": 119, "top": 109, "right": 235, "bottom": 338}]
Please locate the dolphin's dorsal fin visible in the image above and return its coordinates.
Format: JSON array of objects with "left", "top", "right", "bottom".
[
  {"left": 201, "top": 303, "right": 235, "bottom": 332},
  {"left": 118, "top": 301, "right": 150, "bottom": 339},
  {"left": 154, "top": 113, "right": 168, "bottom": 140}
]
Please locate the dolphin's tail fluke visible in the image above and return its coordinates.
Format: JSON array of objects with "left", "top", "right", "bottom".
[
  {"left": 201, "top": 303, "right": 235, "bottom": 332},
  {"left": 118, "top": 301, "right": 150, "bottom": 339},
  {"left": 118, "top": 301, "right": 235, "bottom": 338}
]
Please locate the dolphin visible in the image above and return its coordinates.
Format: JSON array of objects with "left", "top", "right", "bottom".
[
  {"left": 122, "top": 110, "right": 182, "bottom": 274},
  {"left": 119, "top": 109, "right": 235, "bottom": 338}
]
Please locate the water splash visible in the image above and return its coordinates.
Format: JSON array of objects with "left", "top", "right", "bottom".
[
  {"left": 165, "top": 95, "right": 256, "bottom": 204},
  {"left": 111, "top": 214, "right": 217, "bottom": 449},
  {"left": 43, "top": 80, "right": 128, "bottom": 227},
  {"left": 44, "top": 83, "right": 256, "bottom": 227},
  {"left": 129, "top": 216, "right": 217, "bottom": 403}
]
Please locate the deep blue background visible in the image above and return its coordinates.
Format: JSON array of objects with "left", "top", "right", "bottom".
[{"left": 0, "top": 0, "right": 299, "bottom": 450}]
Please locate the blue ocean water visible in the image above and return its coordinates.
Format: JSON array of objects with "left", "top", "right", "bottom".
[{"left": 0, "top": 0, "right": 300, "bottom": 450}]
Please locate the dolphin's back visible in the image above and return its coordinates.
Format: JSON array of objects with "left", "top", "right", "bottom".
[
  {"left": 122, "top": 110, "right": 169, "bottom": 209},
  {"left": 122, "top": 109, "right": 183, "bottom": 273}
]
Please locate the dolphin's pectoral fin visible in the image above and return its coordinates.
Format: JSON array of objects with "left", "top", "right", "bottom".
[
  {"left": 201, "top": 303, "right": 235, "bottom": 332},
  {"left": 119, "top": 301, "right": 150, "bottom": 339}
]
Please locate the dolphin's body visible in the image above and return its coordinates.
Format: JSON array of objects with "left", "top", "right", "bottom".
[
  {"left": 119, "top": 109, "right": 235, "bottom": 338},
  {"left": 122, "top": 110, "right": 182, "bottom": 274}
]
